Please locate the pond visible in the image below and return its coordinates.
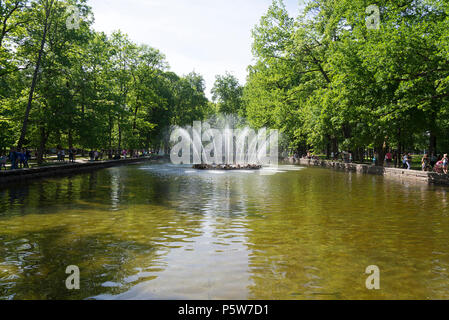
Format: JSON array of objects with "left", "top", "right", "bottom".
[{"left": 0, "top": 163, "right": 448, "bottom": 300}]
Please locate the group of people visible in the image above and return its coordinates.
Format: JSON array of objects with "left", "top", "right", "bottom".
[
  {"left": 421, "top": 154, "right": 449, "bottom": 174},
  {"left": 289, "top": 149, "right": 449, "bottom": 175},
  {"left": 0, "top": 148, "right": 31, "bottom": 170},
  {"left": 89, "top": 150, "right": 103, "bottom": 161},
  {"left": 57, "top": 148, "right": 77, "bottom": 163},
  {"left": 92, "top": 149, "right": 153, "bottom": 161},
  {"left": 298, "top": 152, "right": 321, "bottom": 161},
  {"left": 385, "top": 152, "right": 448, "bottom": 174},
  {"left": 0, "top": 147, "right": 154, "bottom": 171}
]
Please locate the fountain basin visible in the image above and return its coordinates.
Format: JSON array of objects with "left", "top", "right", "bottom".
[{"left": 193, "top": 164, "right": 262, "bottom": 171}]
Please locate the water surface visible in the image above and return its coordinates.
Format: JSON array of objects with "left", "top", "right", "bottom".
[{"left": 1, "top": 163, "right": 449, "bottom": 300}]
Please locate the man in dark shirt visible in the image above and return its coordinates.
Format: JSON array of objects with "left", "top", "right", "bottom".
[{"left": 8, "top": 148, "right": 17, "bottom": 170}]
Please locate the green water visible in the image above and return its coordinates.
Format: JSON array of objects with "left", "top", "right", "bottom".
[{"left": 1, "top": 163, "right": 449, "bottom": 300}]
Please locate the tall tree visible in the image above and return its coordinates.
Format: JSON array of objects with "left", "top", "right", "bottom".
[{"left": 211, "top": 72, "right": 243, "bottom": 115}]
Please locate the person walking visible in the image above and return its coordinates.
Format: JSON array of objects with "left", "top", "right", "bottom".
[
  {"left": 403, "top": 154, "right": 408, "bottom": 169},
  {"left": 406, "top": 154, "right": 413, "bottom": 170}
]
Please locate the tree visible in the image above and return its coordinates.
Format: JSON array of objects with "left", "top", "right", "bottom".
[
  {"left": 243, "top": 0, "right": 449, "bottom": 164},
  {"left": 211, "top": 72, "right": 243, "bottom": 115}
]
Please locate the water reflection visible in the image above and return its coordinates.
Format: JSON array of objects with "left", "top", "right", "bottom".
[{"left": 0, "top": 164, "right": 449, "bottom": 299}]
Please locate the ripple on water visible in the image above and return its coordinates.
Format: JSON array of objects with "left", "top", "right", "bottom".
[{"left": 0, "top": 164, "right": 448, "bottom": 299}]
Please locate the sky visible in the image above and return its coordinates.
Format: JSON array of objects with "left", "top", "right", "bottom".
[{"left": 89, "top": 0, "right": 304, "bottom": 99}]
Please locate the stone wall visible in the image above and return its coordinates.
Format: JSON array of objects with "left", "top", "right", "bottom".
[{"left": 289, "top": 158, "right": 449, "bottom": 186}]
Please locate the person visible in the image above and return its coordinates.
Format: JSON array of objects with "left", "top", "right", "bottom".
[
  {"left": 443, "top": 154, "right": 449, "bottom": 175},
  {"left": 403, "top": 154, "right": 408, "bottom": 169},
  {"left": 422, "top": 154, "right": 429, "bottom": 172},
  {"left": 0, "top": 153, "right": 6, "bottom": 170},
  {"left": 430, "top": 153, "right": 437, "bottom": 169},
  {"left": 434, "top": 159, "right": 444, "bottom": 173},
  {"left": 406, "top": 154, "right": 412, "bottom": 170},
  {"left": 386, "top": 151, "right": 392, "bottom": 167},
  {"left": 25, "top": 149, "right": 31, "bottom": 168},
  {"left": 69, "top": 148, "right": 75, "bottom": 163},
  {"left": 89, "top": 150, "right": 94, "bottom": 161},
  {"left": 17, "top": 149, "right": 23, "bottom": 168},
  {"left": 8, "top": 147, "right": 17, "bottom": 170},
  {"left": 372, "top": 153, "right": 377, "bottom": 166}
]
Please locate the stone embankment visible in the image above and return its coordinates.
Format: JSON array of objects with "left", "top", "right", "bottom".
[
  {"left": 290, "top": 158, "right": 449, "bottom": 186},
  {"left": 0, "top": 157, "right": 161, "bottom": 184}
]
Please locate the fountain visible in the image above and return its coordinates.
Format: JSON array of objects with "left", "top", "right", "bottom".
[
  {"left": 192, "top": 163, "right": 262, "bottom": 170},
  {"left": 169, "top": 114, "right": 279, "bottom": 171}
]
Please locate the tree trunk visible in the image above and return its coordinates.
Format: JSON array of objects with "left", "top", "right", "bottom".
[
  {"left": 118, "top": 121, "right": 122, "bottom": 151},
  {"left": 17, "top": 0, "right": 54, "bottom": 149},
  {"left": 376, "top": 142, "right": 386, "bottom": 167},
  {"left": 331, "top": 137, "right": 338, "bottom": 155},
  {"left": 37, "top": 126, "right": 48, "bottom": 165},
  {"left": 429, "top": 130, "right": 437, "bottom": 156},
  {"left": 68, "top": 130, "right": 73, "bottom": 149},
  {"left": 108, "top": 112, "right": 113, "bottom": 151},
  {"left": 396, "top": 128, "right": 402, "bottom": 168}
]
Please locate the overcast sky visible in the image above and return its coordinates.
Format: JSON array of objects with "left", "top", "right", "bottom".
[{"left": 90, "top": 0, "right": 304, "bottom": 98}]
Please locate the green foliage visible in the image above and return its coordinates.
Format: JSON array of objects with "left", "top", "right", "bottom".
[
  {"left": 211, "top": 72, "right": 244, "bottom": 116},
  {"left": 0, "top": 0, "right": 212, "bottom": 154},
  {"left": 243, "top": 0, "right": 449, "bottom": 162}
]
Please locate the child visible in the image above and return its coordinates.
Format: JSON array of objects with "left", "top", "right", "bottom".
[{"left": 422, "top": 154, "right": 429, "bottom": 172}]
